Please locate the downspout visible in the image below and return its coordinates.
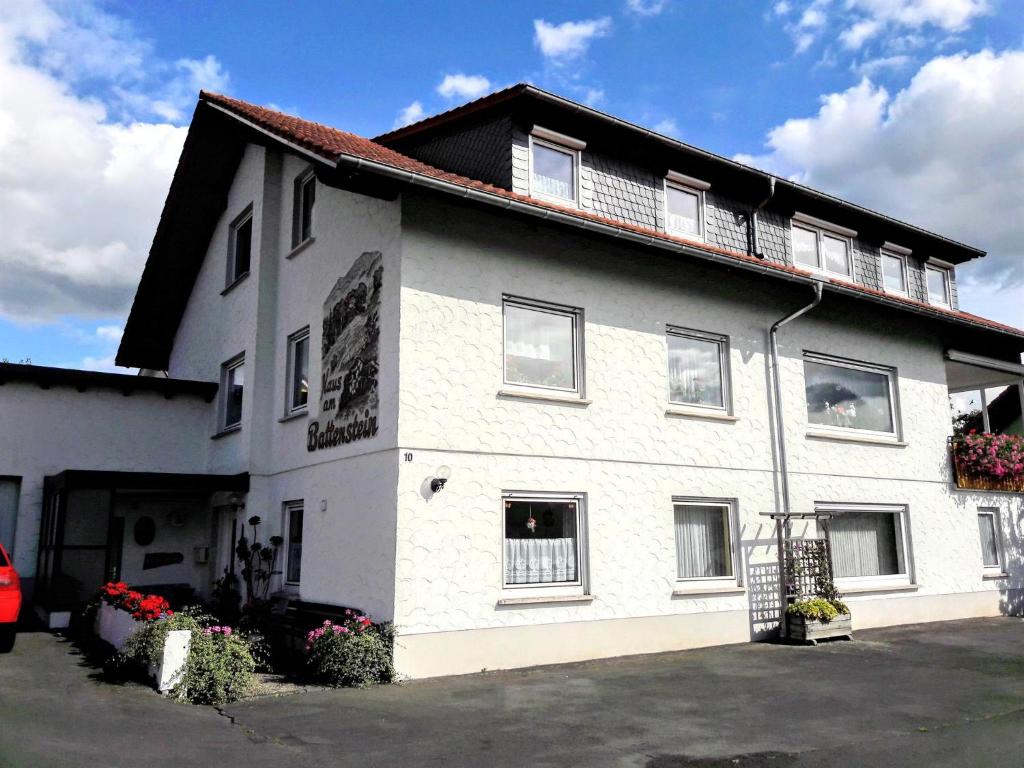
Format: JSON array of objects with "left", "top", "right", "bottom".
[
  {"left": 750, "top": 176, "right": 776, "bottom": 259},
  {"left": 769, "top": 280, "right": 823, "bottom": 637}
]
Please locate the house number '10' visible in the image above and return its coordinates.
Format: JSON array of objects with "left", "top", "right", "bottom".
[{"left": 403, "top": 452, "right": 414, "bottom": 462}]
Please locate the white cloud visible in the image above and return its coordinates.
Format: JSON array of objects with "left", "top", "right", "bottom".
[
  {"left": 436, "top": 73, "right": 491, "bottom": 101},
  {"left": 0, "top": 1, "right": 224, "bottom": 324},
  {"left": 853, "top": 54, "right": 912, "bottom": 76},
  {"left": 653, "top": 118, "right": 680, "bottom": 137},
  {"left": 773, "top": 1, "right": 793, "bottom": 15},
  {"left": 736, "top": 49, "right": 1024, "bottom": 326},
  {"left": 583, "top": 87, "right": 605, "bottom": 105},
  {"left": 533, "top": 17, "right": 612, "bottom": 62},
  {"left": 625, "top": 0, "right": 667, "bottom": 17},
  {"left": 394, "top": 100, "right": 426, "bottom": 129}
]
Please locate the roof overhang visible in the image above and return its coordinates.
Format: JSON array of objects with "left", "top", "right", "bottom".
[
  {"left": 45, "top": 470, "right": 249, "bottom": 493},
  {"left": 0, "top": 362, "right": 217, "bottom": 400},
  {"left": 946, "top": 350, "right": 1024, "bottom": 392}
]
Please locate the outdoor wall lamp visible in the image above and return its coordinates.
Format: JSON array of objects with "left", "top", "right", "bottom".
[
  {"left": 227, "top": 493, "right": 246, "bottom": 511},
  {"left": 429, "top": 466, "right": 451, "bottom": 494}
]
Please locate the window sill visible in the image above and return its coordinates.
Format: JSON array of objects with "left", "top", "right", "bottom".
[
  {"left": 497, "top": 389, "right": 591, "bottom": 407},
  {"left": 496, "top": 594, "right": 595, "bottom": 606},
  {"left": 211, "top": 425, "right": 241, "bottom": 440},
  {"left": 839, "top": 582, "right": 918, "bottom": 595},
  {"left": 672, "top": 585, "right": 745, "bottom": 597},
  {"left": 665, "top": 406, "right": 738, "bottom": 423},
  {"left": 278, "top": 410, "right": 308, "bottom": 423},
  {"left": 220, "top": 272, "right": 250, "bottom": 296},
  {"left": 286, "top": 237, "right": 315, "bottom": 259},
  {"left": 983, "top": 571, "right": 1009, "bottom": 580},
  {"left": 806, "top": 429, "right": 907, "bottom": 447}
]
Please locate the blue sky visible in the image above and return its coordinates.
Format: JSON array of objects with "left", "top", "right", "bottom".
[{"left": 1, "top": 0, "right": 1023, "bottom": 370}]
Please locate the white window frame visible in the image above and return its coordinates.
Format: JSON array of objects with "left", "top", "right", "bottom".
[
  {"left": 502, "top": 295, "right": 585, "bottom": 398},
  {"left": 219, "top": 353, "right": 245, "bottom": 431},
  {"left": 226, "top": 204, "right": 253, "bottom": 287},
  {"left": 672, "top": 496, "right": 740, "bottom": 587},
  {"left": 285, "top": 327, "right": 310, "bottom": 416},
  {"left": 977, "top": 507, "right": 1005, "bottom": 574},
  {"left": 663, "top": 171, "right": 710, "bottom": 241},
  {"left": 528, "top": 131, "right": 582, "bottom": 207},
  {"left": 666, "top": 326, "right": 731, "bottom": 414},
  {"left": 819, "top": 503, "right": 913, "bottom": 588},
  {"left": 292, "top": 167, "right": 316, "bottom": 248},
  {"left": 283, "top": 500, "right": 304, "bottom": 587},
  {"left": 790, "top": 213, "right": 856, "bottom": 279},
  {"left": 803, "top": 352, "right": 901, "bottom": 440},
  {"left": 880, "top": 245, "right": 910, "bottom": 297},
  {"left": 501, "top": 491, "right": 588, "bottom": 594},
  {"left": 926, "top": 264, "right": 952, "bottom": 308}
]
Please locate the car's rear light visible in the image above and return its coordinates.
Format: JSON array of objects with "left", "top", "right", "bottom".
[{"left": 0, "top": 571, "right": 17, "bottom": 588}]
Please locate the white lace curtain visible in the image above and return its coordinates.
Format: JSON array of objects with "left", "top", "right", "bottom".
[{"left": 675, "top": 504, "right": 731, "bottom": 579}]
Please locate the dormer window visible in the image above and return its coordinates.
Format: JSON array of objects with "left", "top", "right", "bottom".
[
  {"left": 926, "top": 264, "right": 951, "bottom": 307},
  {"left": 529, "top": 127, "right": 585, "bottom": 206},
  {"left": 881, "top": 243, "right": 911, "bottom": 296},
  {"left": 790, "top": 213, "right": 855, "bottom": 279},
  {"left": 664, "top": 172, "right": 709, "bottom": 240}
]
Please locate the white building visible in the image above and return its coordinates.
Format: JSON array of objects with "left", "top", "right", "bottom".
[{"left": 2, "top": 85, "right": 1022, "bottom": 677}]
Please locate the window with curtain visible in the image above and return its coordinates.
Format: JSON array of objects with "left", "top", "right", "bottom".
[
  {"left": 665, "top": 183, "right": 702, "bottom": 237},
  {"left": 674, "top": 502, "right": 733, "bottom": 579},
  {"left": 827, "top": 511, "right": 906, "bottom": 579},
  {"left": 790, "top": 222, "right": 851, "bottom": 277},
  {"left": 531, "top": 141, "right": 576, "bottom": 202},
  {"left": 926, "top": 265, "right": 950, "bottom": 306},
  {"left": 977, "top": 510, "right": 1001, "bottom": 569},
  {"left": 504, "top": 498, "right": 580, "bottom": 586},
  {"left": 882, "top": 252, "right": 907, "bottom": 294},
  {"left": 285, "top": 502, "right": 303, "bottom": 584},
  {"left": 503, "top": 299, "right": 581, "bottom": 393},
  {"left": 667, "top": 329, "right": 727, "bottom": 409},
  {"left": 804, "top": 355, "right": 897, "bottom": 435}
]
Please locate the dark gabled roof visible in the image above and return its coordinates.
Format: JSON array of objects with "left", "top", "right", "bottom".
[
  {"left": 117, "top": 91, "right": 1024, "bottom": 369},
  {"left": 0, "top": 362, "right": 217, "bottom": 400}
]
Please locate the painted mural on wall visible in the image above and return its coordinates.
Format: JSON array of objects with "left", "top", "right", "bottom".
[{"left": 307, "top": 250, "right": 382, "bottom": 452}]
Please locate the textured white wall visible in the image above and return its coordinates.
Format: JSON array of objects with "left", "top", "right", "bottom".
[{"left": 393, "top": 193, "right": 1021, "bottom": 641}]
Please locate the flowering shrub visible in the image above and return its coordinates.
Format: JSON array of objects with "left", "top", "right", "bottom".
[
  {"left": 202, "top": 625, "right": 233, "bottom": 637},
  {"left": 952, "top": 431, "right": 1024, "bottom": 479},
  {"left": 98, "top": 581, "right": 173, "bottom": 621},
  {"left": 304, "top": 612, "right": 394, "bottom": 688}
]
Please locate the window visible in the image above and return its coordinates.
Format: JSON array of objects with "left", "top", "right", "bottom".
[
  {"left": 822, "top": 505, "right": 910, "bottom": 583},
  {"left": 221, "top": 355, "right": 245, "bottom": 430},
  {"left": 881, "top": 251, "right": 908, "bottom": 295},
  {"left": 286, "top": 328, "right": 310, "bottom": 414},
  {"left": 950, "top": 383, "right": 1024, "bottom": 436},
  {"left": 503, "top": 297, "right": 583, "bottom": 395},
  {"left": 292, "top": 168, "right": 316, "bottom": 247},
  {"left": 977, "top": 509, "right": 1002, "bottom": 571},
  {"left": 284, "top": 501, "right": 304, "bottom": 584},
  {"left": 664, "top": 173, "right": 709, "bottom": 239},
  {"left": 667, "top": 328, "right": 729, "bottom": 411},
  {"left": 529, "top": 128, "right": 582, "bottom": 205},
  {"left": 926, "top": 265, "right": 951, "bottom": 307},
  {"left": 804, "top": 354, "right": 898, "bottom": 436},
  {"left": 503, "top": 495, "right": 583, "bottom": 587},
  {"left": 791, "top": 217, "right": 853, "bottom": 278},
  {"left": 673, "top": 500, "right": 735, "bottom": 581},
  {"left": 227, "top": 206, "right": 253, "bottom": 285}
]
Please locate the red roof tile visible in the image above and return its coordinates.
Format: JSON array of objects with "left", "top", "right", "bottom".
[{"left": 199, "top": 91, "right": 1024, "bottom": 340}]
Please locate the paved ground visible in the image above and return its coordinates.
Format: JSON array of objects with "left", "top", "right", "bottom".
[{"left": 2, "top": 618, "right": 1024, "bottom": 767}]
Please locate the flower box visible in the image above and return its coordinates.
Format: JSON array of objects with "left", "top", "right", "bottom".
[
  {"left": 951, "top": 459, "right": 1024, "bottom": 492},
  {"left": 94, "top": 603, "right": 190, "bottom": 692},
  {"left": 950, "top": 434, "right": 1024, "bottom": 493},
  {"left": 787, "top": 613, "right": 852, "bottom": 645}
]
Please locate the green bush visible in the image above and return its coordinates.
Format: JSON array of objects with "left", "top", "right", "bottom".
[
  {"left": 120, "top": 613, "right": 201, "bottom": 667},
  {"left": 786, "top": 597, "right": 849, "bottom": 622},
  {"left": 305, "top": 619, "right": 395, "bottom": 688},
  {"left": 176, "top": 629, "right": 255, "bottom": 706}
]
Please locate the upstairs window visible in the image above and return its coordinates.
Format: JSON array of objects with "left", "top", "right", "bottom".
[
  {"left": 666, "top": 327, "right": 729, "bottom": 411},
  {"left": 881, "top": 249, "right": 909, "bottom": 295},
  {"left": 529, "top": 127, "right": 584, "bottom": 206},
  {"left": 503, "top": 297, "right": 583, "bottom": 395},
  {"left": 664, "top": 172, "right": 709, "bottom": 240},
  {"left": 292, "top": 168, "right": 316, "bottom": 248},
  {"left": 791, "top": 214, "right": 854, "bottom": 278},
  {"left": 804, "top": 353, "right": 898, "bottom": 437},
  {"left": 286, "top": 327, "right": 310, "bottom": 415},
  {"left": 221, "top": 354, "right": 245, "bottom": 430},
  {"left": 227, "top": 205, "right": 253, "bottom": 286},
  {"left": 926, "top": 265, "right": 951, "bottom": 307}
]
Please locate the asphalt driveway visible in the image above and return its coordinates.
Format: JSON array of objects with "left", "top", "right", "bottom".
[{"left": 2, "top": 618, "right": 1024, "bottom": 767}]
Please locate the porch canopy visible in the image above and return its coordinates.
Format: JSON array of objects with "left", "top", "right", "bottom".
[
  {"left": 36, "top": 470, "right": 248, "bottom": 612},
  {"left": 946, "top": 350, "right": 1024, "bottom": 435}
]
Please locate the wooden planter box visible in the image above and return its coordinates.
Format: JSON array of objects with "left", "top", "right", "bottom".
[
  {"left": 952, "top": 461, "right": 1024, "bottom": 493},
  {"left": 787, "top": 613, "right": 852, "bottom": 645}
]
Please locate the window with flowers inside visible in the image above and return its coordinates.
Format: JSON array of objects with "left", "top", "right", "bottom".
[{"left": 803, "top": 353, "right": 899, "bottom": 438}]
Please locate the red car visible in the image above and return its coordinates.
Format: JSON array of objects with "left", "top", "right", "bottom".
[{"left": 0, "top": 543, "right": 20, "bottom": 651}]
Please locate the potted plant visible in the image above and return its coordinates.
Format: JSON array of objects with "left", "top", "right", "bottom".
[
  {"left": 786, "top": 597, "right": 852, "bottom": 644},
  {"left": 950, "top": 431, "right": 1024, "bottom": 492},
  {"left": 784, "top": 539, "right": 852, "bottom": 644}
]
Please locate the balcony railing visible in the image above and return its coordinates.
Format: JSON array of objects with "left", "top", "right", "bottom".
[{"left": 949, "top": 433, "right": 1024, "bottom": 493}]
